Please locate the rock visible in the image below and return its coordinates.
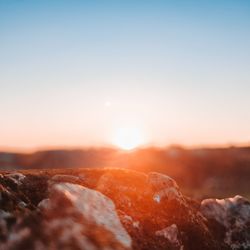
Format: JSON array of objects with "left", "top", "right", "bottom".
[
  {"left": 0, "top": 168, "right": 247, "bottom": 249},
  {"left": 201, "top": 195, "right": 250, "bottom": 249},
  {"left": 0, "top": 210, "right": 15, "bottom": 241},
  {"left": 49, "top": 174, "right": 81, "bottom": 184},
  {"left": 148, "top": 172, "right": 179, "bottom": 191},
  {"left": 148, "top": 172, "right": 185, "bottom": 204},
  {"left": 155, "top": 224, "right": 183, "bottom": 250},
  {"left": 5, "top": 173, "right": 26, "bottom": 185},
  {"left": 19, "top": 174, "right": 49, "bottom": 206},
  {"left": 17, "top": 201, "right": 27, "bottom": 209},
  {"left": 2, "top": 182, "right": 132, "bottom": 250},
  {"left": 37, "top": 198, "right": 50, "bottom": 210},
  {"left": 2, "top": 173, "right": 26, "bottom": 192},
  {"left": 0, "top": 184, "right": 22, "bottom": 212},
  {"left": 45, "top": 183, "right": 132, "bottom": 249},
  {"left": 96, "top": 170, "right": 223, "bottom": 250}
]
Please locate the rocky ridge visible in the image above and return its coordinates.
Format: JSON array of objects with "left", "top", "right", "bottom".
[{"left": 0, "top": 168, "right": 249, "bottom": 250}]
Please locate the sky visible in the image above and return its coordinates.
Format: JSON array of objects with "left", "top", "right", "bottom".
[{"left": 0, "top": 0, "right": 250, "bottom": 151}]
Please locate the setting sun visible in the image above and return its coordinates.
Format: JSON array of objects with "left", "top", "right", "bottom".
[{"left": 112, "top": 127, "right": 145, "bottom": 150}]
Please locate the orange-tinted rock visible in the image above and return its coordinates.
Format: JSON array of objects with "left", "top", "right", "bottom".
[{"left": 0, "top": 168, "right": 244, "bottom": 249}]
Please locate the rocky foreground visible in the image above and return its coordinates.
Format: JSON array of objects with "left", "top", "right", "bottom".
[{"left": 0, "top": 168, "right": 249, "bottom": 250}]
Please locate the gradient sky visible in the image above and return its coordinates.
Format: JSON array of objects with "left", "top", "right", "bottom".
[{"left": 1, "top": 0, "right": 250, "bottom": 151}]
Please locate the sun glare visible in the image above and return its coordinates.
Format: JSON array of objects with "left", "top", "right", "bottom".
[{"left": 112, "top": 127, "right": 145, "bottom": 150}]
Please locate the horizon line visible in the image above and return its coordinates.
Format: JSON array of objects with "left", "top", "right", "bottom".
[{"left": 1, "top": 142, "right": 250, "bottom": 154}]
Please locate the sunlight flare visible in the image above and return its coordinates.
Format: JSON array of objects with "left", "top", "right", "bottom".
[{"left": 112, "top": 127, "right": 145, "bottom": 150}]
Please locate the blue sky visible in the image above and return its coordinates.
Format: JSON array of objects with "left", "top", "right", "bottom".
[{"left": 0, "top": 1, "right": 250, "bottom": 150}]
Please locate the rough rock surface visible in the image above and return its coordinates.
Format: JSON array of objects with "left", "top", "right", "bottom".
[
  {"left": 0, "top": 168, "right": 248, "bottom": 249},
  {"left": 39, "top": 182, "right": 132, "bottom": 250},
  {"left": 201, "top": 195, "right": 250, "bottom": 250}
]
